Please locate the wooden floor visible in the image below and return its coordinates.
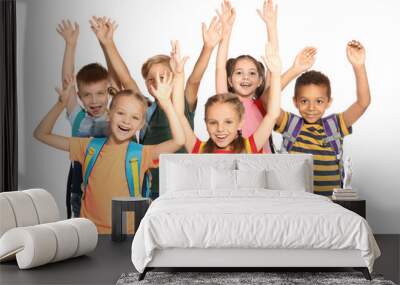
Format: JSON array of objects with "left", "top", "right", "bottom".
[{"left": 0, "top": 235, "right": 398, "bottom": 285}]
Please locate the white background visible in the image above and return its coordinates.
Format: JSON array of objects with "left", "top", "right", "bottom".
[{"left": 16, "top": 0, "right": 400, "bottom": 233}]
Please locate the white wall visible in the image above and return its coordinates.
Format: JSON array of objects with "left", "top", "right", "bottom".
[{"left": 17, "top": 0, "right": 400, "bottom": 233}]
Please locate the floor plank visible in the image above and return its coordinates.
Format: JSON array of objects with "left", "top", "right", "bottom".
[{"left": 0, "top": 235, "right": 398, "bottom": 285}]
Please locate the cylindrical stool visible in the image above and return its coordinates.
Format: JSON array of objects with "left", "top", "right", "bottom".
[{"left": 111, "top": 197, "right": 151, "bottom": 242}]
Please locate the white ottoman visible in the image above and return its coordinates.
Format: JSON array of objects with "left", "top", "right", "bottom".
[{"left": 0, "top": 189, "right": 98, "bottom": 269}]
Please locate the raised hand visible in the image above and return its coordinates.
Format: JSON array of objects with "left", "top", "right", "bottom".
[
  {"left": 169, "top": 40, "right": 189, "bottom": 75},
  {"left": 346, "top": 40, "right": 366, "bottom": 66},
  {"left": 216, "top": 0, "right": 236, "bottom": 37},
  {"left": 90, "top": 16, "right": 118, "bottom": 45},
  {"left": 202, "top": 16, "right": 222, "bottom": 48},
  {"left": 149, "top": 72, "right": 174, "bottom": 104},
  {"left": 292, "top": 47, "right": 317, "bottom": 73},
  {"left": 257, "top": 0, "right": 278, "bottom": 27},
  {"left": 56, "top": 20, "right": 79, "bottom": 45},
  {"left": 56, "top": 75, "right": 75, "bottom": 106},
  {"left": 262, "top": 42, "right": 282, "bottom": 74}
]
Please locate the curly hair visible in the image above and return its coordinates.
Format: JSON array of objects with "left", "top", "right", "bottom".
[{"left": 294, "top": 70, "right": 331, "bottom": 99}]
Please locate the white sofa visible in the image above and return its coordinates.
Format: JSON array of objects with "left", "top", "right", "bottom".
[{"left": 0, "top": 188, "right": 98, "bottom": 269}]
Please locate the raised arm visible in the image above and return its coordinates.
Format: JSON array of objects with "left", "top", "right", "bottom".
[
  {"left": 56, "top": 20, "right": 79, "bottom": 114},
  {"left": 215, "top": 0, "right": 236, "bottom": 94},
  {"left": 258, "top": 0, "right": 317, "bottom": 95},
  {"left": 33, "top": 77, "right": 75, "bottom": 152},
  {"left": 185, "top": 16, "right": 222, "bottom": 112},
  {"left": 257, "top": 0, "right": 278, "bottom": 50},
  {"left": 169, "top": 41, "right": 197, "bottom": 153},
  {"left": 275, "top": 51, "right": 317, "bottom": 128},
  {"left": 149, "top": 69, "right": 186, "bottom": 159},
  {"left": 257, "top": 0, "right": 278, "bottom": 109},
  {"left": 94, "top": 17, "right": 122, "bottom": 90},
  {"left": 280, "top": 47, "right": 317, "bottom": 90},
  {"left": 342, "top": 40, "right": 371, "bottom": 127},
  {"left": 253, "top": 43, "right": 282, "bottom": 151},
  {"left": 90, "top": 17, "right": 141, "bottom": 94}
]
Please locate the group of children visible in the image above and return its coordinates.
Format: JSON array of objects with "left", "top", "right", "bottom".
[{"left": 34, "top": 0, "right": 371, "bottom": 233}]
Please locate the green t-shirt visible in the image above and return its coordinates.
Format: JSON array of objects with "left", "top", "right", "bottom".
[{"left": 140, "top": 99, "right": 195, "bottom": 197}]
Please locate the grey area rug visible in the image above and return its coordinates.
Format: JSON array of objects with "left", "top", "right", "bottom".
[{"left": 116, "top": 271, "right": 396, "bottom": 285}]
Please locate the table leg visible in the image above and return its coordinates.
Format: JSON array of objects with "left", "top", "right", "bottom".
[{"left": 112, "top": 200, "right": 126, "bottom": 241}]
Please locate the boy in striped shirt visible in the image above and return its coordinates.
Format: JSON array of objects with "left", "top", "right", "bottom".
[{"left": 275, "top": 40, "right": 370, "bottom": 196}]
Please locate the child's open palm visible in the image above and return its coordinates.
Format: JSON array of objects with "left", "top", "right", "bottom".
[
  {"left": 202, "top": 16, "right": 222, "bottom": 48},
  {"left": 90, "top": 16, "right": 118, "bottom": 45},
  {"left": 150, "top": 72, "right": 174, "bottom": 104},
  {"left": 257, "top": 0, "right": 277, "bottom": 26},
  {"left": 346, "top": 40, "right": 365, "bottom": 66},
  {"left": 262, "top": 43, "right": 282, "bottom": 74},
  {"left": 293, "top": 47, "right": 317, "bottom": 72},
  {"left": 169, "top": 40, "right": 189, "bottom": 75},
  {"left": 56, "top": 76, "right": 75, "bottom": 106},
  {"left": 56, "top": 20, "right": 79, "bottom": 45},
  {"left": 216, "top": 0, "right": 236, "bottom": 35}
]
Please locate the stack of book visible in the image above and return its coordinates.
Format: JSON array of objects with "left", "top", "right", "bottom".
[{"left": 332, "top": 188, "right": 359, "bottom": 200}]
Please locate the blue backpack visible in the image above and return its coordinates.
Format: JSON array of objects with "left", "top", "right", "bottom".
[
  {"left": 280, "top": 113, "right": 344, "bottom": 183},
  {"left": 82, "top": 137, "right": 151, "bottom": 199}
]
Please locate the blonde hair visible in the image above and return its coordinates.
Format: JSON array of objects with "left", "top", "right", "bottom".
[
  {"left": 203, "top": 93, "right": 245, "bottom": 153},
  {"left": 109, "top": 90, "right": 148, "bottom": 116},
  {"left": 141, "top": 55, "right": 171, "bottom": 79}
]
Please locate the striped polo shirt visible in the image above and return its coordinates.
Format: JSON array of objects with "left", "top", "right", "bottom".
[{"left": 275, "top": 112, "right": 352, "bottom": 196}]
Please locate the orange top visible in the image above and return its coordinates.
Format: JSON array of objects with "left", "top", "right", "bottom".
[{"left": 69, "top": 137, "right": 155, "bottom": 234}]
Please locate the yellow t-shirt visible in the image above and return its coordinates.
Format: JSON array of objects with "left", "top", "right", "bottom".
[{"left": 69, "top": 138, "right": 155, "bottom": 234}]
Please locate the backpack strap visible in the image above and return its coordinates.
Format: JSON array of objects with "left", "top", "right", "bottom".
[
  {"left": 126, "top": 142, "right": 152, "bottom": 198},
  {"left": 126, "top": 142, "right": 142, "bottom": 197},
  {"left": 191, "top": 139, "right": 204, "bottom": 154},
  {"left": 142, "top": 171, "right": 152, "bottom": 198},
  {"left": 281, "top": 113, "right": 303, "bottom": 153},
  {"left": 253, "top": 98, "right": 266, "bottom": 116},
  {"left": 321, "top": 114, "right": 342, "bottom": 159},
  {"left": 82, "top": 139, "right": 150, "bottom": 199},
  {"left": 140, "top": 102, "right": 157, "bottom": 143},
  {"left": 321, "top": 114, "right": 344, "bottom": 184},
  {"left": 244, "top": 135, "right": 259, "bottom": 154},
  {"left": 72, "top": 109, "right": 86, "bottom": 137},
  {"left": 82, "top": 137, "right": 107, "bottom": 198}
]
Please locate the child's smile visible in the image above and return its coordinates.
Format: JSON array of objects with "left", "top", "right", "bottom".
[
  {"left": 205, "top": 102, "right": 242, "bottom": 150},
  {"left": 88, "top": 104, "right": 104, "bottom": 116},
  {"left": 78, "top": 80, "right": 109, "bottom": 118},
  {"left": 239, "top": 81, "right": 253, "bottom": 90},
  {"left": 213, "top": 132, "right": 230, "bottom": 146},
  {"left": 108, "top": 96, "right": 145, "bottom": 144},
  {"left": 117, "top": 124, "right": 131, "bottom": 133},
  {"left": 294, "top": 84, "right": 331, "bottom": 124},
  {"left": 229, "top": 58, "right": 262, "bottom": 98}
]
